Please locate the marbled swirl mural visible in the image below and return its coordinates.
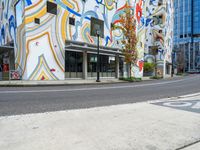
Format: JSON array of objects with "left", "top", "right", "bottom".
[{"left": 0, "top": 0, "right": 173, "bottom": 80}]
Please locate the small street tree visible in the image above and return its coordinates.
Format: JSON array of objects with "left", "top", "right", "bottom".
[{"left": 119, "top": 3, "right": 138, "bottom": 78}]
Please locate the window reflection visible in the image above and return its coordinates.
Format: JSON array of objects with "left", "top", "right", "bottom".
[
  {"left": 87, "top": 54, "right": 116, "bottom": 78},
  {"left": 65, "top": 51, "right": 83, "bottom": 78}
]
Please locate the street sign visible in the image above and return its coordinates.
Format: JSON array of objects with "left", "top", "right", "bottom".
[
  {"left": 10, "top": 70, "right": 21, "bottom": 80},
  {"left": 152, "top": 100, "right": 200, "bottom": 114},
  {"left": 90, "top": 17, "right": 104, "bottom": 38}
]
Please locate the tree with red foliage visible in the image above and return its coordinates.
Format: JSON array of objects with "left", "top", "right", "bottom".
[{"left": 119, "top": 3, "right": 138, "bottom": 77}]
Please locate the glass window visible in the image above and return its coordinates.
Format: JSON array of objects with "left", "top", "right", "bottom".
[
  {"left": 47, "top": 1, "right": 57, "bottom": 15},
  {"left": 119, "top": 57, "right": 124, "bottom": 77},
  {"left": 87, "top": 54, "right": 97, "bottom": 77},
  {"left": 15, "top": 0, "right": 23, "bottom": 27},
  {"left": 65, "top": 51, "right": 83, "bottom": 78},
  {"left": 87, "top": 54, "right": 116, "bottom": 78}
]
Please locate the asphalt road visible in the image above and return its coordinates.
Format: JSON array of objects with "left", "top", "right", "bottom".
[{"left": 0, "top": 75, "right": 200, "bottom": 116}]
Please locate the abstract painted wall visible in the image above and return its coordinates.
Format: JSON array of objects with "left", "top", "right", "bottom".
[
  {"left": 0, "top": 0, "right": 173, "bottom": 80},
  {"left": 0, "top": 0, "right": 16, "bottom": 46}
]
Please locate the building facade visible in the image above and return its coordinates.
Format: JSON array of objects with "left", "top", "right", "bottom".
[
  {"left": 174, "top": 0, "right": 200, "bottom": 72},
  {"left": 0, "top": 0, "right": 173, "bottom": 80},
  {"left": 143, "top": 0, "right": 174, "bottom": 77}
]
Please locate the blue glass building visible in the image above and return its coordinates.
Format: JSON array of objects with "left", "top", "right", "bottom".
[{"left": 174, "top": 0, "right": 200, "bottom": 72}]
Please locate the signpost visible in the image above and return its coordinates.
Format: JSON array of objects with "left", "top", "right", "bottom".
[{"left": 90, "top": 17, "right": 104, "bottom": 82}]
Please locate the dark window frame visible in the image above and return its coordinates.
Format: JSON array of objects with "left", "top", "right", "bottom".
[
  {"left": 34, "top": 18, "right": 40, "bottom": 24},
  {"left": 69, "top": 17, "right": 75, "bottom": 26},
  {"left": 47, "top": 1, "right": 57, "bottom": 15}
]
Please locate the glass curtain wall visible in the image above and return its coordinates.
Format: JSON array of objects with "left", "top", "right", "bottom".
[{"left": 174, "top": 0, "right": 200, "bottom": 72}]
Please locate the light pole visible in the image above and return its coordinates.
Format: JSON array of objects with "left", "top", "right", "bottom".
[
  {"left": 90, "top": 17, "right": 104, "bottom": 82},
  {"left": 96, "top": 30, "right": 100, "bottom": 82}
]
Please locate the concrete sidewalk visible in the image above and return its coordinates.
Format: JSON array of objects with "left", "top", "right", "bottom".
[{"left": 0, "top": 93, "right": 200, "bottom": 150}]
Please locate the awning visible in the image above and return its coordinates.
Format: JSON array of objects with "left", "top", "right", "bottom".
[{"left": 65, "top": 40, "right": 122, "bottom": 55}]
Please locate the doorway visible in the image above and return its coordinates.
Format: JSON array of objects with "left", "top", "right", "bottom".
[{"left": 0, "top": 46, "right": 15, "bottom": 80}]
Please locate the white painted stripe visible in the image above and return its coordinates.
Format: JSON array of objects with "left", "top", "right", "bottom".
[
  {"left": 0, "top": 78, "right": 191, "bottom": 94},
  {"left": 178, "top": 93, "right": 200, "bottom": 98},
  {"left": 192, "top": 102, "right": 200, "bottom": 109}
]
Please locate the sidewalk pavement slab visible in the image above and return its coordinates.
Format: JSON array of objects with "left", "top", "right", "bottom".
[
  {"left": 0, "top": 94, "right": 200, "bottom": 150},
  {"left": 0, "top": 95, "right": 200, "bottom": 150}
]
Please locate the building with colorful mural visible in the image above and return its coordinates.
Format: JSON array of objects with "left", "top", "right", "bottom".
[
  {"left": 142, "top": 0, "right": 174, "bottom": 77},
  {"left": 0, "top": 0, "right": 173, "bottom": 80}
]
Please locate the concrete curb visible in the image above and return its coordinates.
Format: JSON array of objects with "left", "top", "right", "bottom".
[
  {"left": 0, "top": 80, "right": 129, "bottom": 87},
  {"left": 0, "top": 76, "right": 183, "bottom": 87}
]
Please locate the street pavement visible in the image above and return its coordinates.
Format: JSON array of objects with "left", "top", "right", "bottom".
[
  {"left": 0, "top": 75, "right": 200, "bottom": 116},
  {"left": 0, "top": 93, "right": 200, "bottom": 150}
]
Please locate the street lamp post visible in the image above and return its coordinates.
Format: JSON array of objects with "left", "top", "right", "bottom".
[
  {"left": 96, "top": 31, "right": 100, "bottom": 82},
  {"left": 90, "top": 17, "right": 104, "bottom": 82}
]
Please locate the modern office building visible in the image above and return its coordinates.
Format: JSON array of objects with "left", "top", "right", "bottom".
[
  {"left": 0, "top": 0, "right": 173, "bottom": 80},
  {"left": 174, "top": 0, "right": 200, "bottom": 72}
]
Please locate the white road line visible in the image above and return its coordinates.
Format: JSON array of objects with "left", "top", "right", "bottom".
[
  {"left": 192, "top": 102, "right": 200, "bottom": 109},
  {"left": 0, "top": 78, "right": 191, "bottom": 94}
]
